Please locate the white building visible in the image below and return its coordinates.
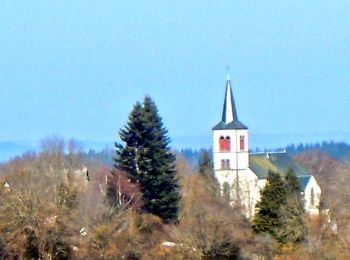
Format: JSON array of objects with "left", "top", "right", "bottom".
[{"left": 212, "top": 76, "right": 321, "bottom": 218}]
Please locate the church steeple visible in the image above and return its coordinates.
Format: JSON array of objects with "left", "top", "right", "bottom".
[
  {"left": 222, "top": 77, "right": 239, "bottom": 124},
  {"left": 213, "top": 75, "right": 247, "bottom": 130}
]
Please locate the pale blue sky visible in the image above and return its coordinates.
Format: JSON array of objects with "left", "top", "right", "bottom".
[{"left": 1, "top": 1, "right": 350, "bottom": 151}]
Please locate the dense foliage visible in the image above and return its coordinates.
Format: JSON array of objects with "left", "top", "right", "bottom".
[
  {"left": 252, "top": 170, "right": 305, "bottom": 245},
  {"left": 0, "top": 139, "right": 349, "bottom": 258},
  {"left": 278, "top": 170, "right": 305, "bottom": 244},
  {"left": 252, "top": 171, "right": 287, "bottom": 239},
  {"left": 114, "top": 96, "right": 180, "bottom": 223}
]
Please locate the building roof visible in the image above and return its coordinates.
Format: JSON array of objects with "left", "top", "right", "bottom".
[
  {"left": 213, "top": 77, "right": 247, "bottom": 130},
  {"left": 249, "top": 152, "right": 310, "bottom": 180},
  {"left": 296, "top": 175, "right": 312, "bottom": 190},
  {"left": 212, "top": 120, "right": 248, "bottom": 130}
]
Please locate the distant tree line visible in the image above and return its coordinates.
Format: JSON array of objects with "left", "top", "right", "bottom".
[
  {"left": 178, "top": 141, "right": 350, "bottom": 168},
  {"left": 178, "top": 148, "right": 213, "bottom": 168},
  {"left": 285, "top": 141, "right": 350, "bottom": 160}
]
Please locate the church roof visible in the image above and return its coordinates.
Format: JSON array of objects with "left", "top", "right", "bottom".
[
  {"left": 249, "top": 152, "right": 310, "bottom": 180},
  {"left": 297, "top": 175, "right": 312, "bottom": 190},
  {"left": 213, "top": 77, "right": 247, "bottom": 130}
]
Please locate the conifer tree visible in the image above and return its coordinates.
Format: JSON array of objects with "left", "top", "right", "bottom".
[
  {"left": 252, "top": 171, "right": 286, "bottom": 240},
  {"left": 278, "top": 169, "right": 305, "bottom": 244},
  {"left": 285, "top": 169, "right": 302, "bottom": 195},
  {"left": 115, "top": 96, "right": 180, "bottom": 222}
]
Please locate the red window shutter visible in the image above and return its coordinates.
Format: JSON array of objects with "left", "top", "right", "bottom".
[
  {"left": 240, "top": 136, "right": 245, "bottom": 150},
  {"left": 219, "top": 139, "right": 226, "bottom": 151},
  {"left": 220, "top": 140, "right": 231, "bottom": 151},
  {"left": 225, "top": 138, "right": 231, "bottom": 151}
]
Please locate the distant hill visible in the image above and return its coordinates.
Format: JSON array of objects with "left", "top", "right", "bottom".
[
  {"left": 0, "top": 140, "right": 114, "bottom": 164},
  {"left": 178, "top": 141, "right": 350, "bottom": 169},
  {"left": 177, "top": 148, "right": 212, "bottom": 168},
  {"left": 2, "top": 139, "right": 350, "bottom": 168},
  {"left": 81, "top": 148, "right": 115, "bottom": 168},
  {"left": 294, "top": 150, "right": 341, "bottom": 179},
  {"left": 285, "top": 141, "right": 350, "bottom": 161}
]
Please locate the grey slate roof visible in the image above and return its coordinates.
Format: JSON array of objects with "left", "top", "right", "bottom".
[
  {"left": 222, "top": 80, "right": 238, "bottom": 123},
  {"left": 249, "top": 152, "right": 313, "bottom": 191},
  {"left": 213, "top": 120, "right": 248, "bottom": 130},
  {"left": 212, "top": 79, "right": 248, "bottom": 130},
  {"left": 249, "top": 152, "right": 310, "bottom": 179},
  {"left": 297, "top": 175, "right": 312, "bottom": 190}
]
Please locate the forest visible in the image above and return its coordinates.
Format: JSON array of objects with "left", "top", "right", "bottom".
[{"left": 0, "top": 97, "right": 350, "bottom": 259}]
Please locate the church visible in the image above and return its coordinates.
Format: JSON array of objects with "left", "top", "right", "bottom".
[{"left": 212, "top": 76, "right": 321, "bottom": 219}]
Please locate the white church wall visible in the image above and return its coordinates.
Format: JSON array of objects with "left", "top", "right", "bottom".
[
  {"left": 303, "top": 176, "right": 321, "bottom": 215},
  {"left": 213, "top": 129, "right": 248, "bottom": 153},
  {"left": 237, "top": 168, "right": 259, "bottom": 218},
  {"left": 250, "top": 178, "right": 267, "bottom": 217},
  {"left": 214, "top": 170, "right": 237, "bottom": 187},
  {"left": 215, "top": 167, "right": 261, "bottom": 219},
  {"left": 213, "top": 129, "right": 249, "bottom": 171},
  {"left": 213, "top": 153, "right": 248, "bottom": 171}
]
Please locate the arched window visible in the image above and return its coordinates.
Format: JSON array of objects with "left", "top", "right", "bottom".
[
  {"left": 219, "top": 136, "right": 231, "bottom": 151},
  {"left": 226, "top": 159, "right": 230, "bottom": 169},
  {"left": 310, "top": 187, "right": 315, "bottom": 208},
  {"left": 221, "top": 159, "right": 230, "bottom": 170},
  {"left": 240, "top": 135, "right": 245, "bottom": 151}
]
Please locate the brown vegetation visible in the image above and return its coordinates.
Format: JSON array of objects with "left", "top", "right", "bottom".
[
  {"left": 295, "top": 150, "right": 350, "bottom": 258},
  {"left": 1, "top": 144, "right": 350, "bottom": 258}
]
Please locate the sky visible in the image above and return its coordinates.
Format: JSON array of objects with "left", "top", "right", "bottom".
[{"left": 1, "top": 1, "right": 350, "bottom": 153}]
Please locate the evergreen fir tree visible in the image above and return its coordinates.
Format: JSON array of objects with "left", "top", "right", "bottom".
[
  {"left": 115, "top": 96, "right": 180, "bottom": 222},
  {"left": 285, "top": 169, "right": 302, "bottom": 194},
  {"left": 252, "top": 170, "right": 286, "bottom": 240},
  {"left": 115, "top": 102, "right": 144, "bottom": 183},
  {"left": 278, "top": 169, "right": 305, "bottom": 244}
]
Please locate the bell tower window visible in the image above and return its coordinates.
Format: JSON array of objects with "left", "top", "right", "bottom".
[
  {"left": 221, "top": 159, "right": 225, "bottom": 169},
  {"left": 226, "top": 159, "right": 230, "bottom": 169},
  {"left": 220, "top": 159, "right": 231, "bottom": 170},
  {"left": 219, "top": 136, "right": 231, "bottom": 151},
  {"left": 240, "top": 135, "right": 245, "bottom": 151}
]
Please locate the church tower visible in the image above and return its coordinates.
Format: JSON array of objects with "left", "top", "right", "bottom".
[{"left": 212, "top": 75, "right": 249, "bottom": 203}]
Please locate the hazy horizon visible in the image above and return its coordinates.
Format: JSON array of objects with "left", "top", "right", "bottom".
[{"left": 1, "top": 131, "right": 349, "bottom": 162}]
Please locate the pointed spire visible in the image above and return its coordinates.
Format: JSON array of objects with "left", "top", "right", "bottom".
[
  {"left": 212, "top": 74, "right": 248, "bottom": 130},
  {"left": 222, "top": 77, "right": 238, "bottom": 124}
]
